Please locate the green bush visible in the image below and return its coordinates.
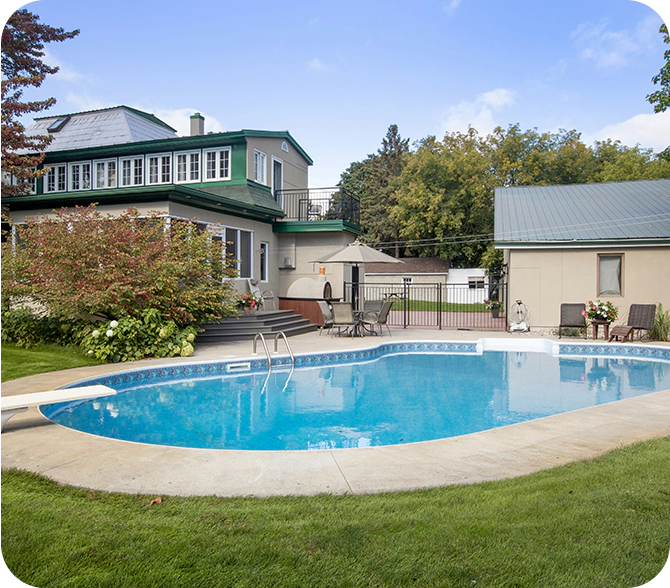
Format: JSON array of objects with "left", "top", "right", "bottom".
[
  {"left": 80, "top": 309, "right": 198, "bottom": 363},
  {"left": 649, "top": 303, "right": 670, "bottom": 341},
  {"left": 1, "top": 307, "right": 85, "bottom": 348}
]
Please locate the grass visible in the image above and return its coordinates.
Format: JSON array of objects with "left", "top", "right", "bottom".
[
  {"left": 2, "top": 344, "right": 668, "bottom": 586},
  {"left": 397, "top": 300, "right": 491, "bottom": 313},
  {"left": 1, "top": 343, "right": 104, "bottom": 382},
  {"left": 2, "top": 438, "right": 670, "bottom": 588}
]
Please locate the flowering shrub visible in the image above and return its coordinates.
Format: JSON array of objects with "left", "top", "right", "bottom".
[
  {"left": 81, "top": 309, "right": 198, "bottom": 362},
  {"left": 582, "top": 300, "right": 618, "bottom": 322},
  {"left": 484, "top": 299, "right": 500, "bottom": 309},
  {"left": 1, "top": 205, "right": 238, "bottom": 327},
  {"left": 237, "top": 292, "right": 261, "bottom": 310}
]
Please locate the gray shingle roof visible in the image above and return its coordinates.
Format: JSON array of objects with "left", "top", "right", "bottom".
[
  {"left": 25, "top": 106, "right": 177, "bottom": 152},
  {"left": 494, "top": 179, "right": 670, "bottom": 244}
]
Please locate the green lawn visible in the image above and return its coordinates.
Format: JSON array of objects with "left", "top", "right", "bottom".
[
  {"left": 1, "top": 343, "right": 104, "bottom": 382},
  {"left": 2, "top": 345, "right": 668, "bottom": 587},
  {"left": 2, "top": 438, "right": 669, "bottom": 588}
]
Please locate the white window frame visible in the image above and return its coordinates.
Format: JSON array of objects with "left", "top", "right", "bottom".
[
  {"left": 204, "top": 147, "right": 231, "bottom": 182},
  {"left": 260, "top": 242, "right": 269, "bottom": 282},
  {"left": 175, "top": 150, "right": 201, "bottom": 184},
  {"left": 598, "top": 254, "right": 623, "bottom": 297},
  {"left": 68, "top": 161, "right": 92, "bottom": 191},
  {"left": 44, "top": 164, "right": 67, "bottom": 193},
  {"left": 120, "top": 157, "right": 144, "bottom": 187},
  {"left": 225, "top": 226, "right": 254, "bottom": 279},
  {"left": 253, "top": 149, "right": 267, "bottom": 185},
  {"left": 3, "top": 169, "right": 37, "bottom": 194},
  {"left": 93, "top": 159, "right": 117, "bottom": 189},
  {"left": 146, "top": 153, "right": 172, "bottom": 185}
]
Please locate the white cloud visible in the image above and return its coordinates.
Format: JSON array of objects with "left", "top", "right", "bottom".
[
  {"left": 148, "top": 108, "right": 225, "bottom": 136},
  {"left": 308, "top": 58, "right": 328, "bottom": 72},
  {"left": 442, "top": 0, "right": 462, "bottom": 15},
  {"left": 43, "top": 49, "right": 85, "bottom": 82},
  {"left": 571, "top": 14, "right": 662, "bottom": 68},
  {"left": 440, "top": 88, "right": 516, "bottom": 135},
  {"left": 584, "top": 110, "right": 670, "bottom": 152},
  {"left": 63, "top": 92, "right": 112, "bottom": 113}
]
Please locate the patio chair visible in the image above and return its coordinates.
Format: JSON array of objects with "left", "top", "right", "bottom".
[
  {"left": 247, "top": 279, "right": 275, "bottom": 311},
  {"left": 330, "top": 302, "right": 358, "bottom": 337},
  {"left": 361, "top": 299, "right": 394, "bottom": 336},
  {"left": 616, "top": 304, "right": 656, "bottom": 341},
  {"left": 317, "top": 300, "right": 334, "bottom": 336},
  {"left": 558, "top": 303, "right": 587, "bottom": 339}
]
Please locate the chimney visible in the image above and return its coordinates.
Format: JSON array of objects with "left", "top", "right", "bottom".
[{"left": 190, "top": 112, "right": 205, "bottom": 136}]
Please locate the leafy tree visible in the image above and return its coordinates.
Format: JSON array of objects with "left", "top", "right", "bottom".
[
  {"left": 391, "top": 129, "right": 495, "bottom": 266},
  {"left": 647, "top": 23, "right": 670, "bottom": 113},
  {"left": 1, "top": 9, "right": 79, "bottom": 197},
  {"left": 338, "top": 124, "right": 409, "bottom": 255},
  {"left": 1, "top": 205, "right": 238, "bottom": 326},
  {"left": 591, "top": 139, "right": 670, "bottom": 181}
]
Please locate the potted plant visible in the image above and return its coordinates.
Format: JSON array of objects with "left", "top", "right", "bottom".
[
  {"left": 237, "top": 292, "right": 262, "bottom": 315},
  {"left": 582, "top": 300, "right": 618, "bottom": 323},
  {"left": 485, "top": 299, "right": 501, "bottom": 318}
]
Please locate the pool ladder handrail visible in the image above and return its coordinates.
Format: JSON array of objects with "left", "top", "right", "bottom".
[
  {"left": 252, "top": 332, "right": 295, "bottom": 368},
  {"left": 253, "top": 332, "right": 295, "bottom": 393}
]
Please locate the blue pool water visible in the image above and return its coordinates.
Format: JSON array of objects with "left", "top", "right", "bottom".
[{"left": 42, "top": 345, "right": 670, "bottom": 451}]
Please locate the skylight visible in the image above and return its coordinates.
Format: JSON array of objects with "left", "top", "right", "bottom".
[{"left": 47, "top": 117, "right": 70, "bottom": 133}]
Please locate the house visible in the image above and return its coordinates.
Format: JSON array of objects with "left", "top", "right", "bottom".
[
  {"left": 494, "top": 179, "right": 670, "bottom": 328},
  {"left": 2, "top": 106, "right": 362, "bottom": 319}
]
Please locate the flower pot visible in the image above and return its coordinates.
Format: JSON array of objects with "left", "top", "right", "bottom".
[
  {"left": 491, "top": 308, "right": 500, "bottom": 319},
  {"left": 243, "top": 306, "right": 257, "bottom": 316}
]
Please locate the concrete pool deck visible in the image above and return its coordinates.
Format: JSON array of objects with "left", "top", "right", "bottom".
[{"left": 2, "top": 328, "right": 670, "bottom": 497}]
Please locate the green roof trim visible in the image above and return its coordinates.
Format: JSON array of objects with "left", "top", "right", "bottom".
[
  {"left": 272, "top": 220, "right": 362, "bottom": 235},
  {"left": 39, "top": 128, "right": 312, "bottom": 166},
  {"left": 3, "top": 182, "right": 285, "bottom": 223}
]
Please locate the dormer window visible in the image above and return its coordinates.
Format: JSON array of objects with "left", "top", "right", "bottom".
[{"left": 47, "top": 117, "right": 70, "bottom": 133}]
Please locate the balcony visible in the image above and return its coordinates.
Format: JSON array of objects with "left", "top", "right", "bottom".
[{"left": 275, "top": 188, "right": 360, "bottom": 226}]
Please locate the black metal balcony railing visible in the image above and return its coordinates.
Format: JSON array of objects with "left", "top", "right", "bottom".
[{"left": 275, "top": 188, "right": 360, "bottom": 225}]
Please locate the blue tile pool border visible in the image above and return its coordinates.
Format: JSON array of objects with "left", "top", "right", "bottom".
[{"left": 60, "top": 340, "right": 670, "bottom": 393}]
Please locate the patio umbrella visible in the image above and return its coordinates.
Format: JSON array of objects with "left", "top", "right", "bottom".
[
  {"left": 311, "top": 239, "right": 403, "bottom": 310},
  {"left": 310, "top": 238, "right": 404, "bottom": 265}
]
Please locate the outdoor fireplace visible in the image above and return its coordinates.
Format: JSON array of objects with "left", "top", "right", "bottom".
[{"left": 280, "top": 269, "right": 337, "bottom": 325}]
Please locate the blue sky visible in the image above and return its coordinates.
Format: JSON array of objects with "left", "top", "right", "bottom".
[{"left": 3, "top": 0, "right": 670, "bottom": 187}]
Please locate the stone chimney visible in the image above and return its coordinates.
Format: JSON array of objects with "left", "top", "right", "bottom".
[{"left": 190, "top": 112, "right": 205, "bottom": 136}]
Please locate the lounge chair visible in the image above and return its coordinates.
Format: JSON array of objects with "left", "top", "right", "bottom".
[
  {"left": 317, "top": 300, "right": 334, "bottom": 336},
  {"left": 247, "top": 279, "right": 275, "bottom": 310},
  {"left": 609, "top": 304, "right": 656, "bottom": 342},
  {"left": 558, "top": 303, "right": 587, "bottom": 339},
  {"left": 330, "top": 302, "right": 358, "bottom": 337},
  {"left": 361, "top": 299, "right": 394, "bottom": 336}
]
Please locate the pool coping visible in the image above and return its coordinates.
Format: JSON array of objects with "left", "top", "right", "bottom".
[{"left": 2, "top": 335, "right": 670, "bottom": 497}]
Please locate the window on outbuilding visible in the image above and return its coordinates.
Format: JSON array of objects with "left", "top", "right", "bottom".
[{"left": 598, "top": 254, "right": 623, "bottom": 296}]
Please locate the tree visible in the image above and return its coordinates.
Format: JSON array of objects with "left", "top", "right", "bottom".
[
  {"left": 1, "top": 9, "right": 79, "bottom": 197},
  {"left": 647, "top": 23, "right": 670, "bottom": 113},
  {"left": 1, "top": 205, "right": 238, "bottom": 326},
  {"left": 338, "top": 124, "right": 410, "bottom": 255},
  {"left": 391, "top": 129, "right": 495, "bottom": 267}
]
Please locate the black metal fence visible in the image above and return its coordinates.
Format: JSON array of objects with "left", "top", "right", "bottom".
[
  {"left": 343, "top": 277, "right": 508, "bottom": 331},
  {"left": 276, "top": 188, "right": 360, "bottom": 225}
]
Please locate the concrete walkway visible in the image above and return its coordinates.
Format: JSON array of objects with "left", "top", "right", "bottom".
[{"left": 2, "top": 329, "right": 669, "bottom": 497}]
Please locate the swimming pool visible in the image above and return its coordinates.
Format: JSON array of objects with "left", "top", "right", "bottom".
[{"left": 42, "top": 340, "right": 670, "bottom": 451}]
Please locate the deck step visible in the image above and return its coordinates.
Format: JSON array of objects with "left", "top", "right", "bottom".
[{"left": 196, "top": 310, "right": 318, "bottom": 343}]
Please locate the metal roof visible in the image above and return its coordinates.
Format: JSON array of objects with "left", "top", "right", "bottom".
[
  {"left": 494, "top": 179, "right": 670, "bottom": 245},
  {"left": 26, "top": 106, "right": 178, "bottom": 152}
]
